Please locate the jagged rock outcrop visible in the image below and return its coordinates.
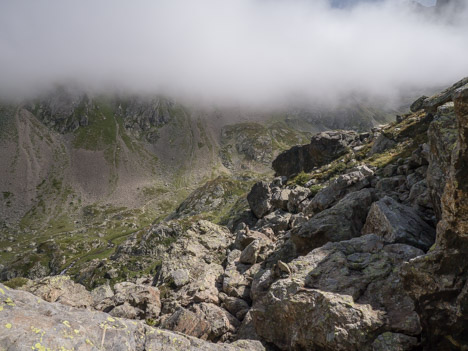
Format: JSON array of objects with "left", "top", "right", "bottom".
[
  {"left": 119, "top": 97, "right": 173, "bottom": 142},
  {"left": 422, "top": 77, "right": 468, "bottom": 114},
  {"left": 221, "top": 123, "right": 273, "bottom": 165},
  {"left": 29, "top": 88, "right": 90, "bottom": 133},
  {"left": 401, "top": 83, "right": 468, "bottom": 350},
  {"left": 0, "top": 283, "right": 264, "bottom": 351},
  {"left": 272, "top": 130, "right": 360, "bottom": 178},
  {"left": 251, "top": 235, "right": 422, "bottom": 351},
  {"left": 426, "top": 102, "right": 458, "bottom": 219}
]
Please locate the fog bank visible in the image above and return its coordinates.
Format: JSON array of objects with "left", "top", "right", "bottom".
[{"left": 0, "top": 0, "right": 467, "bottom": 107}]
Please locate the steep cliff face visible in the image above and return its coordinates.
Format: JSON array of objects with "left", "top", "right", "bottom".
[{"left": 401, "top": 84, "right": 468, "bottom": 350}]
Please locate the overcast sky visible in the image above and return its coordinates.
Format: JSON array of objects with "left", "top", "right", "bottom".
[{"left": 0, "top": 0, "right": 467, "bottom": 107}]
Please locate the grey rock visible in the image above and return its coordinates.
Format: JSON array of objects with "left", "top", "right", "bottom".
[
  {"left": 305, "top": 166, "right": 373, "bottom": 214},
  {"left": 410, "top": 95, "right": 428, "bottom": 112},
  {"left": 375, "top": 175, "right": 407, "bottom": 193},
  {"left": 247, "top": 181, "right": 272, "bottom": 219},
  {"left": 170, "top": 269, "right": 190, "bottom": 288},
  {"left": 272, "top": 130, "right": 359, "bottom": 178},
  {"left": 20, "top": 275, "right": 93, "bottom": 309},
  {"left": 91, "top": 284, "right": 114, "bottom": 306},
  {"left": 286, "top": 186, "right": 311, "bottom": 213},
  {"left": 362, "top": 196, "right": 435, "bottom": 251},
  {"left": 422, "top": 77, "right": 468, "bottom": 113},
  {"left": 254, "top": 210, "right": 291, "bottom": 235},
  {"left": 372, "top": 332, "right": 419, "bottom": 351},
  {"left": 251, "top": 235, "right": 422, "bottom": 351},
  {"left": 239, "top": 240, "right": 261, "bottom": 265},
  {"left": 270, "top": 188, "right": 291, "bottom": 211},
  {"left": 0, "top": 284, "right": 265, "bottom": 351},
  {"left": 426, "top": 102, "right": 457, "bottom": 219},
  {"left": 222, "top": 297, "right": 250, "bottom": 320},
  {"left": 97, "top": 282, "right": 161, "bottom": 320},
  {"left": 292, "top": 188, "right": 375, "bottom": 255}
]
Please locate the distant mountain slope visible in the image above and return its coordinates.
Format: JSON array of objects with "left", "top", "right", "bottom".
[{"left": 0, "top": 88, "right": 400, "bottom": 280}]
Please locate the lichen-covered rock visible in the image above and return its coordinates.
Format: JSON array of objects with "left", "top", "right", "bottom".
[
  {"left": 426, "top": 102, "right": 458, "bottom": 219},
  {"left": 362, "top": 196, "right": 435, "bottom": 251},
  {"left": 0, "top": 284, "right": 264, "bottom": 351},
  {"left": 251, "top": 235, "right": 422, "bottom": 351},
  {"left": 272, "top": 130, "right": 359, "bottom": 178},
  {"left": 401, "top": 83, "right": 468, "bottom": 350},
  {"left": 292, "top": 188, "right": 375, "bottom": 255}
]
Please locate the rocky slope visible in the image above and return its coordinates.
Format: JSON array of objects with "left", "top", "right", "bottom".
[
  {"left": 0, "top": 86, "right": 399, "bottom": 283},
  {"left": 1, "top": 78, "right": 467, "bottom": 350}
]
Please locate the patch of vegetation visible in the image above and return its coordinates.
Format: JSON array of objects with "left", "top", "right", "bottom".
[
  {"left": 309, "top": 184, "right": 323, "bottom": 197},
  {"left": 3, "top": 277, "right": 28, "bottom": 289},
  {"left": 73, "top": 99, "right": 118, "bottom": 151},
  {"left": 142, "top": 186, "right": 169, "bottom": 198},
  {"left": 291, "top": 171, "right": 311, "bottom": 186},
  {"left": 2, "top": 191, "right": 12, "bottom": 199}
]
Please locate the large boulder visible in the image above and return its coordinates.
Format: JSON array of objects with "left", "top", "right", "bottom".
[
  {"left": 272, "top": 130, "right": 359, "bottom": 178},
  {"left": 362, "top": 196, "right": 436, "bottom": 251},
  {"left": 0, "top": 284, "right": 264, "bottom": 351},
  {"left": 251, "top": 234, "right": 422, "bottom": 351},
  {"left": 401, "top": 83, "right": 468, "bottom": 349},
  {"left": 292, "top": 188, "right": 375, "bottom": 254},
  {"left": 247, "top": 181, "right": 273, "bottom": 219}
]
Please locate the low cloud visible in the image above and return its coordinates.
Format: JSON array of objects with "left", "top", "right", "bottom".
[{"left": 0, "top": 0, "right": 467, "bottom": 107}]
